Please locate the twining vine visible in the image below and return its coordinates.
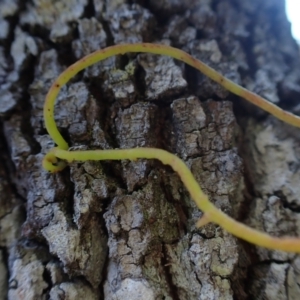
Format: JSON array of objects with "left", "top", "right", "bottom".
[{"left": 43, "top": 43, "right": 300, "bottom": 253}]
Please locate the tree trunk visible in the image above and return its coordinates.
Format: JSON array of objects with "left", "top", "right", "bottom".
[{"left": 1, "top": 0, "right": 300, "bottom": 299}]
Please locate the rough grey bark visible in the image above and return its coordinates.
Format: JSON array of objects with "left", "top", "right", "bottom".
[{"left": 0, "top": 0, "right": 300, "bottom": 299}]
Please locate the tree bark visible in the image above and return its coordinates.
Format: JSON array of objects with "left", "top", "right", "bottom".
[{"left": 1, "top": 0, "right": 300, "bottom": 299}]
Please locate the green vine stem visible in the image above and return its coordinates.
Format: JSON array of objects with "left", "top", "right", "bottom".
[{"left": 43, "top": 43, "right": 300, "bottom": 253}]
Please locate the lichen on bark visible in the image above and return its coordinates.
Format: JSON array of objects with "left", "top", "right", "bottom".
[{"left": 1, "top": 0, "right": 300, "bottom": 299}]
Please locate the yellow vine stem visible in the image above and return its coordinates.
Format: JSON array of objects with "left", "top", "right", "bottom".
[{"left": 43, "top": 43, "right": 300, "bottom": 253}]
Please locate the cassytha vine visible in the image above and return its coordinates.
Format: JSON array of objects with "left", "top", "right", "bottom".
[{"left": 43, "top": 43, "right": 300, "bottom": 253}]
